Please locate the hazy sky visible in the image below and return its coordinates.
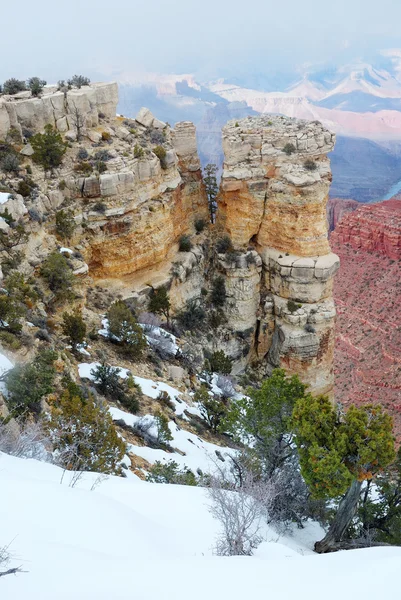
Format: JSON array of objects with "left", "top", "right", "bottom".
[{"left": 1, "top": 0, "right": 401, "bottom": 83}]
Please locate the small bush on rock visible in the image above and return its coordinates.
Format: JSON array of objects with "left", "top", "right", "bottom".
[
  {"left": 179, "top": 235, "right": 192, "bottom": 252},
  {"left": 283, "top": 143, "right": 296, "bottom": 155},
  {"left": 55, "top": 209, "right": 76, "bottom": 241},
  {"left": 27, "top": 77, "right": 46, "bottom": 97},
  {"left": 209, "top": 350, "right": 232, "bottom": 375},
  {"left": 2, "top": 78, "right": 26, "bottom": 95},
  {"left": 62, "top": 311, "right": 86, "bottom": 351},
  {"left": 153, "top": 145, "right": 167, "bottom": 168},
  {"left": 304, "top": 159, "right": 317, "bottom": 171},
  {"left": 106, "top": 301, "right": 147, "bottom": 359},
  {"left": 216, "top": 236, "right": 234, "bottom": 254},
  {"left": 41, "top": 251, "right": 74, "bottom": 302}
]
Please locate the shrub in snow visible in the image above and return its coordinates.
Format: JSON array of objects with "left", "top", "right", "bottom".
[
  {"left": 106, "top": 301, "right": 147, "bottom": 359},
  {"left": 5, "top": 349, "right": 58, "bottom": 418},
  {"left": 62, "top": 311, "right": 86, "bottom": 352},
  {"left": 156, "top": 390, "right": 175, "bottom": 412},
  {"left": 209, "top": 350, "right": 232, "bottom": 375},
  {"left": 215, "top": 375, "right": 236, "bottom": 399},
  {"left": 207, "top": 465, "right": 277, "bottom": 556},
  {"left": 48, "top": 388, "right": 126, "bottom": 476},
  {"left": 0, "top": 419, "right": 50, "bottom": 461},
  {"left": 90, "top": 363, "right": 141, "bottom": 415},
  {"left": 194, "top": 385, "right": 227, "bottom": 433},
  {"left": 154, "top": 411, "right": 173, "bottom": 446},
  {"left": 146, "top": 460, "right": 198, "bottom": 486}
]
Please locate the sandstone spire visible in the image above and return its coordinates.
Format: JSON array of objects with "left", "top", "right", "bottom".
[{"left": 217, "top": 115, "right": 339, "bottom": 396}]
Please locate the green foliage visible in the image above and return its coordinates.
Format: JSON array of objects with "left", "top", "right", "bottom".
[
  {"left": 2, "top": 78, "right": 26, "bottom": 95},
  {"left": 357, "top": 448, "right": 401, "bottom": 544},
  {"left": 31, "top": 125, "right": 67, "bottom": 171},
  {"left": 148, "top": 286, "right": 171, "bottom": 323},
  {"left": 55, "top": 209, "right": 76, "bottom": 241},
  {"left": 90, "top": 362, "right": 140, "bottom": 414},
  {"left": 62, "top": 312, "right": 86, "bottom": 351},
  {"left": 292, "top": 396, "right": 395, "bottom": 499},
  {"left": 216, "top": 236, "right": 234, "bottom": 254},
  {"left": 287, "top": 300, "right": 301, "bottom": 313},
  {"left": 16, "top": 179, "right": 35, "bottom": 197},
  {"left": 48, "top": 390, "right": 126, "bottom": 475},
  {"left": 203, "top": 163, "right": 218, "bottom": 223},
  {"left": 0, "top": 330, "right": 22, "bottom": 350},
  {"left": 134, "top": 144, "right": 144, "bottom": 158},
  {"left": 283, "top": 143, "right": 296, "bottom": 155},
  {"left": 304, "top": 159, "right": 317, "bottom": 171},
  {"left": 176, "top": 298, "right": 206, "bottom": 331},
  {"left": 0, "top": 222, "right": 27, "bottom": 275},
  {"left": 227, "top": 369, "right": 306, "bottom": 450},
  {"left": 68, "top": 75, "right": 90, "bottom": 89},
  {"left": 178, "top": 235, "right": 192, "bottom": 252},
  {"left": 146, "top": 460, "right": 198, "bottom": 485},
  {"left": 157, "top": 390, "right": 175, "bottom": 411},
  {"left": 27, "top": 77, "right": 46, "bottom": 97},
  {"left": 101, "top": 131, "right": 111, "bottom": 141},
  {"left": 194, "top": 384, "right": 227, "bottom": 433},
  {"left": 153, "top": 145, "right": 167, "bottom": 168},
  {"left": 209, "top": 350, "right": 232, "bottom": 375},
  {"left": 210, "top": 276, "right": 226, "bottom": 308},
  {"left": 41, "top": 251, "right": 74, "bottom": 302},
  {"left": 194, "top": 218, "right": 206, "bottom": 233},
  {"left": 106, "top": 301, "right": 147, "bottom": 359},
  {"left": 0, "top": 272, "right": 36, "bottom": 333},
  {"left": 74, "top": 161, "right": 93, "bottom": 175},
  {"left": 154, "top": 411, "right": 173, "bottom": 445},
  {"left": 5, "top": 349, "right": 57, "bottom": 418},
  {"left": 1, "top": 153, "right": 20, "bottom": 173}
]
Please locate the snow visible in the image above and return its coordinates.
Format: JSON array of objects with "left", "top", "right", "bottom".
[
  {"left": 0, "top": 350, "right": 13, "bottom": 377},
  {"left": 110, "top": 406, "right": 231, "bottom": 473},
  {"left": 1, "top": 450, "right": 401, "bottom": 600},
  {"left": 59, "top": 247, "right": 73, "bottom": 255},
  {"left": 0, "top": 192, "right": 11, "bottom": 204},
  {"left": 140, "top": 324, "right": 179, "bottom": 356},
  {"left": 78, "top": 361, "right": 201, "bottom": 419}
]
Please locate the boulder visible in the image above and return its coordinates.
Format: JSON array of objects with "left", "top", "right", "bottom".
[{"left": 135, "top": 107, "right": 155, "bottom": 128}]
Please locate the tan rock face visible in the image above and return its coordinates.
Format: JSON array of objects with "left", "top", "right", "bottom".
[
  {"left": 0, "top": 82, "right": 118, "bottom": 138},
  {"left": 84, "top": 121, "right": 208, "bottom": 279},
  {"left": 217, "top": 115, "right": 338, "bottom": 397},
  {"left": 218, "top": 115, "right": 335, "bottom": 256}
]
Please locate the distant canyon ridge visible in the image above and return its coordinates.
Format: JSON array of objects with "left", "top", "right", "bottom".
[{"left": 115, "top": 61, "right": 401, "bottom": 203}]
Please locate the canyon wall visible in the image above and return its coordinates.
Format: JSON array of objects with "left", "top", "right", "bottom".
[
  {"left": 326, "top": 197, "right": 359, "bottom": 232},
  {"left": 330, "top": 201, "right": 401, "bottom": 437},
  {"left": 217, "top": 115, "right": 339, "bottom": 396},
  {"left": 331, "top": 199, "right": 401, "bottom": 259},
  {"left": 0, "top": 82, "right": 118, "bottom": 139}
]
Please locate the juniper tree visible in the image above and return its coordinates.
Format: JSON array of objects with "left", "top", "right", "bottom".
[
  {"left": 31, "top": 124, "right": 67, "bottom": 173},
  {"left": 62, "top": 312, "right": 86, "bottom": 351},
  {"left": 106, "top": 301, "right": 147, "bottom": 358},
  {"left": 292, "top": 395, "right": 395, "bottom": 553},
  {"left": 203, "top": 163, "right": 218, "bottom": 223},
  {"left": 148, "top": 286, "right": 171, "bottom": 326}
]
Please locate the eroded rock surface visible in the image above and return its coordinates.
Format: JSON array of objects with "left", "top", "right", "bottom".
[{"left": 217, "top": 115, "right": 339, "bottom": 396}]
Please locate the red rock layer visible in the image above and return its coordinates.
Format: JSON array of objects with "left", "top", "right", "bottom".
[
  {"left": 331, "top": 200, "right": 401, "bottom": 260},
  {"left": 326, "top": 197, "right": 359, "bottom": 231},
  {"left": 331, "top": 210, "right": 401, "bottom": 439}
]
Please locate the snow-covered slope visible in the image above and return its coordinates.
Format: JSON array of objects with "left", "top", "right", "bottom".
[{"left": 1, "top": 452, "right": 401, "bottom": 600}]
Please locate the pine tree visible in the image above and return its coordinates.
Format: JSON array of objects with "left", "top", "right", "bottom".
[
  {"left": 31, "top": 124, "right": 67, "bottom": 172},
  {"left": 62, "top": 311, "right": 86, "bottom": 351},
  {"left": 148, "top": 286, "right": 171, "bottom": 325},
  {"left": 48, "top": 390, "right": 126, "bottom": 475},
  {"left": 106, "top": 301, "right": 147, "bottom": 358},
  {"left": 203, "top": 163, "right": 218, "bottom": 223},
  {"left": 292, "top": 395, "right": 395, "bottom": 552}
]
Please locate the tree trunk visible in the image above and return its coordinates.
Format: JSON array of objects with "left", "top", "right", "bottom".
[{"left": 315, "top": 479, "right": 363, "bottom": 553}]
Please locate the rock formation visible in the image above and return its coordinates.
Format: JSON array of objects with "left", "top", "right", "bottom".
[
  {"left": 217, "top": 115, "right": 339, "bottom": 396},
  {"left": 0, "top": 82, "right": 118, "bottom": 139},
  {"left": 330, "top": 203, "right": 401, "bottom": 437},
  {"left": 326, "top": 197, "right": 359, "bottom": 232},
  {"left": 331, "top": 199, "right": 401, "bottom": 259}
]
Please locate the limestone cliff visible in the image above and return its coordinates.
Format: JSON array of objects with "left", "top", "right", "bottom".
[
  {"left": 0, "top": 82, "right": 118, "bottom": 139},
  {"left": 217, "top": 115, "right": 339, "bottom": 396}
]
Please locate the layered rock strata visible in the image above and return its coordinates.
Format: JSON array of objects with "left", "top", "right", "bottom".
[
  {"left": 83, "top": 120, "right": 208, "bottom": 278},
  {"left": 326, "top": 197, "right": 359, "bottom": 232},
  {"left": 217, "top": 115, "right": 339, "bottom": 396},
  {"left": 331, "top": 199, "right": 401, "bottom": 260},
  {"left": 0, "top": 82, "right": 118, "bottom": 139}
]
